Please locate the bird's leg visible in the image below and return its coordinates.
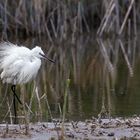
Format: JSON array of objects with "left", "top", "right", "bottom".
[
  {"left": 11, "top": 85, "right": 17, "bottom": 123},
  {"left": 11, "top": 85, "right": 22, "bottom": 124},
  {"left": 11, "top": 85, "right": 22, "bottom": 105}
]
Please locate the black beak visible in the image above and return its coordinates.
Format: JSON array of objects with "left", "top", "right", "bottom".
[{"left": 40, "top": 53, "right": 55, "bottom": 63}]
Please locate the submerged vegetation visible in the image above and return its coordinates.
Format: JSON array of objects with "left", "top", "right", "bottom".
[{"left": 0, "top": 0, "right": 139, "bottom": 40}]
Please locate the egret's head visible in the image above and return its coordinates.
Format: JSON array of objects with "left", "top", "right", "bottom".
[
  {"left": 32, "top": 46, "right": 44, "bottom": 58},
  {"left": 32, "top": 46, "right": 55, "bottom": 63}
]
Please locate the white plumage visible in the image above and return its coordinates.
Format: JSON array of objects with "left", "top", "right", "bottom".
[
  {"left": 0, "top": 42, "right": 54, "bottom": 123},
  {"left": 0, "top": 42, "right": 54, "bottom": 85}
]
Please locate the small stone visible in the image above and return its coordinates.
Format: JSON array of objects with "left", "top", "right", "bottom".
[
  {"left": 42, "top": 124, "right": 47, "bottom": 128},
  {"left": 98, "top": 131, "right": 103, "bottom": 135},
  {"left": 85, "top": 119, "right": 92, "bottom": 123},
  {"left": 90, "top": 124, "right": 96, "bottom": 129},
  {"left": 108, "top": 132, "right": 114, "bottom": 136},
  {"left": 67, "top": 133, "right": 74, "bottom": 138},
  {"left": 133, "top": 133, "right": 139, "bottom": 137}
]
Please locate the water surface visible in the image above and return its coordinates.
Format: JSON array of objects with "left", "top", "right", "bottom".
[{"left": 0, "top": 35, "right": 140, "bottom": 123}]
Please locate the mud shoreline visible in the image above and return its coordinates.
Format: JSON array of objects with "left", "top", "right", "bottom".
[{"left": 0, "top": 117, "right": 140, "bottom": 140}]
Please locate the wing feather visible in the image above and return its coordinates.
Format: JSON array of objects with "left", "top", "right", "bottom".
[
  {"left": 0, "top": 42, "right": 41, "bottom": 84},
  {"left": 0, "top": 42, "right": 31, "bottom": 71}
]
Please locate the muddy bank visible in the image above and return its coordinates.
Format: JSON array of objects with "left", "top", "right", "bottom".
[{"left": 0, "top": 117, "right": 140, "bottom": 139}]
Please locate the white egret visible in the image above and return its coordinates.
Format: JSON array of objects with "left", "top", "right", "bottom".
[{"left": 0, "top": 42, "right": 55, "bottom": 123}]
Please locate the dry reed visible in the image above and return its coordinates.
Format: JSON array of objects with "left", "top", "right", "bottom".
[{"left": 0, "top": 0, "right": 138, "bottom": 39}]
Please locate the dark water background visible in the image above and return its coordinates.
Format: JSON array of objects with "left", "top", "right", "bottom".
[{"left": 0, "top": 35, "right": 140, "bottom": 123}]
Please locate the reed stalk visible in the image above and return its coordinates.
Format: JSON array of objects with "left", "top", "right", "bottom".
[
  {"left": 119, "top": 39, "right": 133, "bottom": 76},
  {"left": 133, "top": 0, "right": 137, "bottom": 36},
  {"left": 0, "top": 0, "right": 138, "bottom": 38},
  {"left": 115, "top": 0, "right": 120, "bottom": 34},
  {"left": 6, "top": 97, "right": 13, "bottom": 124},
  {"left": 2, "top": 85, "right": 13, "bottom": 124},
  {"left": 119, "top": 0, "right": 135, "bottom": 35},
  {"left": 97, "top": 0, "right": 115, "bottom": 36},
  {"left": 97, "top": 39, "right": 114, "bottom": 73},
  {"left": 61, "top": 79, "right": 70, "bottom": 139},
  {"left": 19, "top": 85, "right": 29, "bottom": 134}
]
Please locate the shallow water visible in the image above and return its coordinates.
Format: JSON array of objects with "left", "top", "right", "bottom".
[{"left": 0, "top": 35, "right": 140, "bottom": 123}]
